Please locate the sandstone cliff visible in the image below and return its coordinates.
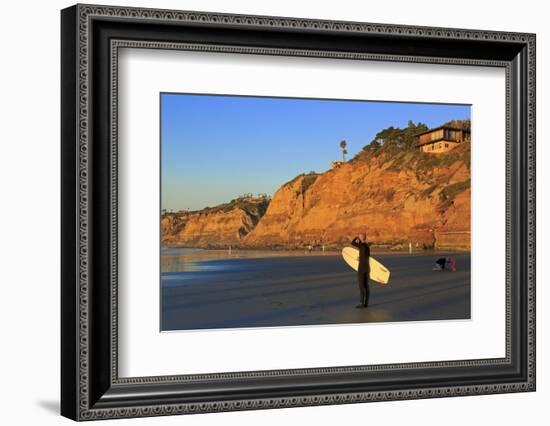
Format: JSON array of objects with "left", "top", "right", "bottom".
[
  {"left": 242, "top": 141, "right": 471, "bottom": 250},
  {"left": 161, "top": 197, "right": 269, "bottom": 248}
]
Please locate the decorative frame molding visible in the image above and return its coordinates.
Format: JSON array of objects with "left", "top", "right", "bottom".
[{"left": 61, "top": 4, "right": 535, "bottom": 421}]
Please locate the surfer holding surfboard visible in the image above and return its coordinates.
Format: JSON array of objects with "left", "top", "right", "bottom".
[
  {"left": 350, "top": 233, "right": 371, "bottom": 309},
  {"left": 342, "top": 235, "right": 391, "bottom": 309}
]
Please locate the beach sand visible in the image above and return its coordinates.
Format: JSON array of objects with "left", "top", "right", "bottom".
[{"left": 161, "top": 251, "right": 471, "bottom": 331}]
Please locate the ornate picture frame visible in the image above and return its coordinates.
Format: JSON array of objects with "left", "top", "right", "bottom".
[{"left": 61, "top": 4, "right": 535, "bottom": 421}]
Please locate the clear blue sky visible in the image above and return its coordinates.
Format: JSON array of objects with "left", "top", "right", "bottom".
[{"left": 161, "top": 93, "right": 470, "bottom": 211}]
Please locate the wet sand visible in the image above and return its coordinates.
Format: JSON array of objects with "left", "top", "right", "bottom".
[{"left": 161, "top": 251, "right": 471, "bottom": 331}]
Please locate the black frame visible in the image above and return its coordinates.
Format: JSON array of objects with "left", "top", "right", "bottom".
[{"left": 61, "top": 4, "right": 536, "bottom": 421}]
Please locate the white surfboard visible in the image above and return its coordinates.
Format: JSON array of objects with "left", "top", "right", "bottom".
[{"left": 342, "top": 246, "right": 391, "bottom": 285}]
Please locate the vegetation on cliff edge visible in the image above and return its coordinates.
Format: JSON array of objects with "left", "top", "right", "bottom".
[{"left": 162, "top": 195, "right": 270, "bottom": 219}]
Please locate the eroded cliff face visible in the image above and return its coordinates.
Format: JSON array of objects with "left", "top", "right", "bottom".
[
  {"left": 242, "top": 143, "right": 471, "bottom": 249},
  {"left": 162, "top": 142, "right": 471, "bottom": 250},
  {"left": 161, "top": 198, "right": 269, "bottom": 248}
]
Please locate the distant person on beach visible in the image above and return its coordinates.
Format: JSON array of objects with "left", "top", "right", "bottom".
[
  {"left": 433, "top": 257, "right": 448, "bottom": 271},
  {"left": 449, "top": 257, "right": 457, "bottom": 271},
  {"left": 351, "top": 233, "right": 370, "bottom": 308},
  {"left": 433, "top": 257, "right": 457, "bottom": 272}
]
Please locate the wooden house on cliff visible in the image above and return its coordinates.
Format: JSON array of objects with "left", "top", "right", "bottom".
[{"left": 414, "top": 125, "right": 470, "bottom": 154}]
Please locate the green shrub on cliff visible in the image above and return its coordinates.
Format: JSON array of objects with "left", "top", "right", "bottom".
[
  {"left": 367, "top": 120, "right": 429, "bottom": 152},
  {"left": 440, "top": 180, "right": 471, "bottom": 201},
  {"left": 438, "top": 179, "right": 471, "bottom": 211}
]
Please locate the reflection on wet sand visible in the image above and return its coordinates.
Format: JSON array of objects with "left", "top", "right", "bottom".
[{"left": 161, "top": 247, "right": 338, "bottom": 272}]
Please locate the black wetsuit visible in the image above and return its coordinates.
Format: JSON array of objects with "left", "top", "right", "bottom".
[
  {"left": 436, "top": 257, "right": 447, "bottom": 270},
  {"left": 351, "top": 238, "right": 371, "bottom": 306}
]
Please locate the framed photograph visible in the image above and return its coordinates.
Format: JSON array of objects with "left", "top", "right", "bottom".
[{"left": 61, "top": 4, "right": 536, "bottom": 421}]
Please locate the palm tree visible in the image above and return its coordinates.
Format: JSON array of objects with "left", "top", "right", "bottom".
[{"left": 340, "top": 140, "right": 348, "bottom": 162}]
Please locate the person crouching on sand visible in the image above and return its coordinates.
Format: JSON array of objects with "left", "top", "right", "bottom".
[
  {"left": 351, "top": 233, "right": 370, "bottom": 309},
  {"left": 433, "top": 257, "right": 457, "bottom": 272},
  {"left": 433, "top": 257, "right": 448, "bottom": 271}
]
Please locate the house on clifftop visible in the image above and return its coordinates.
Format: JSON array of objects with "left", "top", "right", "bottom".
[{"left": 415, "top": 125, "right": 471, "bottom": 154}]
